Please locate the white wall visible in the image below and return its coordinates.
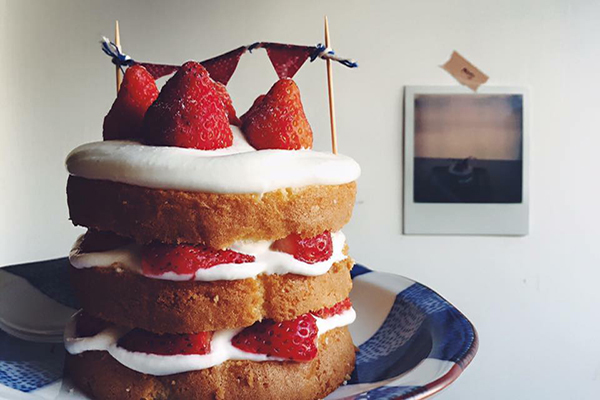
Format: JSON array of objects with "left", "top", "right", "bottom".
[{"left": 2, "top": 0, "right": 600, "bottom": 398}]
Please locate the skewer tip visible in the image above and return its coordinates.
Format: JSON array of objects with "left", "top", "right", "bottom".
[
  {"left": 115, "top": 20, "right": 123, "bottom": 94},
  {"left": 323, "top": 16, "right": 337, "bottom": 154}
]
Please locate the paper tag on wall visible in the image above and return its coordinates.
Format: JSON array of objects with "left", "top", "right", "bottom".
[{"left": 441, "top": 51, "right": 489, "bottom": 91}]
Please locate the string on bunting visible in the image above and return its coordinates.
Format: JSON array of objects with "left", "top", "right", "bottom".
[{"left": 100, "top": 38, "right": 357, "bottom": 84}]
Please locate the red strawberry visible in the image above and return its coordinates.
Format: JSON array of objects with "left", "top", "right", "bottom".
[
  {"left": 103, "top": 65, "right": 158, "bottom": 141},
  {"left": 312, "top": 298, "right": 353, "bottom": 319},
  {"left": 76, "top": 312, "right": 110, "bottom": 338},
  {"left": 142, "top": 61, "right": 233, "bottom": 150},
  {"left": 213, "top": 81, "right": 241, "bottom": 126},
  {"left": 270, "top": 231, "right": 333, "bottom": 264},
  {"left": 240, "top": 94, "right": 265, "bottom": 124},
  {"left": 232, "top": 314, "right": 318, "bottom": 361},
  {"left": 201, "top": 46, "right": 247, "bottom": 86},
  {"left": 241, "top": 78, "right": 313, "bottom": 150},
  {"left": 118, "top": 329, "right": 212, "bottom": 356},
  {"left": 141, "top": 244, "right": 255, "bottom": 276}
]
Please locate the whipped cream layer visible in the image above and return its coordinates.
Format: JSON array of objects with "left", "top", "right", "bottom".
[
  {"left": 64, "top": 308, "right": 356, "bottom": 376},
  {"left": 66, "top": 127, "right": 361, "bottom": 194},
  {"left": 69, "top": 231, "right": 347, "bottom": 282}
]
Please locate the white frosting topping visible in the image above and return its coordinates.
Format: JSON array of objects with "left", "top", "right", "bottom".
[
  {"left": 66, "top": 126, "right": 361, "bottom": 194},
  {"left": 64, "top": 307, "right": 356, "bottom": 376},
  {"left": 69, "top": 231, "right": 347, "bottom": 281}
]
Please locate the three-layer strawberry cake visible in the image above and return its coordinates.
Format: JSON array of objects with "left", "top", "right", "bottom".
[{"left": 64, "top": 61, "right": 361, "bottom": 399}]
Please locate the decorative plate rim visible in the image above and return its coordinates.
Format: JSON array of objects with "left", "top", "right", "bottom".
[
  {"left": 400, "top": 283, "right": 478, "bottom": 400},
  {"left": 345, "top": 265, "right": 479, "bottom": 400}
]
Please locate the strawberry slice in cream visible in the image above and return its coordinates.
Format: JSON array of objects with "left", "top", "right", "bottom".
[
  {"left": 69, "top": 231, "right": 348, "bottom": 282},
  {"left": 64, "top": 300, "right": 356, "bottom": 376}
]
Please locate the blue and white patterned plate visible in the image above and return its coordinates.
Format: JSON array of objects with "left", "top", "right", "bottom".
[{"left": 0, "top": 259, "right": 477, "bottom": 400}]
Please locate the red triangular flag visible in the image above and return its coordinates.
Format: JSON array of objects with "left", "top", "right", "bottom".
[
  {"left": 265, "top": 44, "right": 312, "bottom": 79},
  {"left": 202, "top": 46, "right": 247, "bottom": 86},
  {"left": 138, "top": 63, "right": 180, "bottom": 79}
]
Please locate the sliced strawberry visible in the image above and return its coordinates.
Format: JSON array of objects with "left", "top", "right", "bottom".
[
  {"left": 232, "top": 314, "right": 318, "bottom": 361},
  {"left": 118, "top": 329, "right": 212, "bottom": 356},
  {"left": 142, "top": 61, "right": 233, "bottom": 150},
  {"left": 201, "top": 46, "right": 247, "bottom": 86},
  {"left": 79, "top": 230, "right": 132, "bottom": 253},
  {"left": 265, "top": 44, "right": 312, "bottom": 79},
  {"left": 213, "top": 81, "right": 241, "bottom": 126},
  {"left": 240, "top": 94, "right": 265, "bottom": 124},
  {"left": 270, "top": 231, "right": 333, "bottom": 264},
  {"left": 312, "top": 298, "right": 353, "bottom": 319},
  {"left": 241, "top": 78, "right": 313, "bottom": 150},
  {"left": 76, "top": 312, "right": 110, "bottom": 338},
  {"left": 103, "top": 65, "right": 159, "bottom": 141},
  {"left": 141, "top": 244, "right": 255, "bottom": 276}
]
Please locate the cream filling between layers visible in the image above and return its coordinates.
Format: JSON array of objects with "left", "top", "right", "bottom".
[
  {"left": 69, "top": 231, "right": 347, "bottom": 281},
  {"left": 66, "top": 126, "right": 361, "bottom": 194},
  {"left": 64, "top": 308, "right": 356, "bottom": 376}
]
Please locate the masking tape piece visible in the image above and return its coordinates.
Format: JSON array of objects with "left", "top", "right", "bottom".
[{"left": 441, "top": 51, "right": 489, "bottom": 91}]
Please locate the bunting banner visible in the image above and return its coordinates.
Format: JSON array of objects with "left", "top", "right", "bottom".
[
  {"left": 201, "top": 46, "right": 248, "bottom": 85},
  {"left": 263, "top": 43, "right": 314, "bottom": 79},
  {"left": 101, "top": 38, "right": 357, "bottom": 85},
  {"left": 138, "top": 63, "right": 179, "bottom": 80}
]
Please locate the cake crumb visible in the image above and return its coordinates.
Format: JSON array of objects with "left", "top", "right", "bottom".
[
  {"left": 212, "top": 295, "right": 219, "bottom": 304},
  {"left": 247, "top": 370, "right": 255, "bottom": 387}
]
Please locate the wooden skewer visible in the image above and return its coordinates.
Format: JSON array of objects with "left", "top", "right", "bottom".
[
  {"left": 324, "top": 16, "right": 338, "bottom": 154},
  {"left": 115, "top": 20, "right": 123, "bottom": 94}
]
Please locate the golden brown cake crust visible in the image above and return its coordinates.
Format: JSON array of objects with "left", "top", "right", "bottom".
[
  {"left": 65, "top": 327, "right": 356, "bottom": 400},
  {"left": 67, "top": 176, "right": 357, "bottom": 248},
  {"left": 70, "top": 257, "right": 353, "bottom": 334}
]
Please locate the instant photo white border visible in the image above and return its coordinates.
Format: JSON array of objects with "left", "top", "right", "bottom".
[{"left": 403, "top": 86, "right": 529, "bottom": 236}]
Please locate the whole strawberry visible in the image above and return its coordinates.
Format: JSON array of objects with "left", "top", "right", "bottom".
[
  {"left": 118, "top": 329, "right": 212, "bottom": 356},
  {"left": 141, "top": 243, "right": 255, "bottom": 276},
  {"left": 213, "top": 81, "right": 241, "bottom": 126},
  {"left": 103, "top": 65, "right": 158, "bottom": 141},
  {"left": 270, "top": 231, "right": 333, "bottom": 264},
  {"left": 241, "top": 78, "right": 313, "bottom": 150},
  {"left": 232, "top": 314, "right": 318, "bottom": 361},
  {"left": 142, "top": 61, "right": 233, "bottom": 150},
  {"left": 240, "top": 94, "right": 265, "bottom": 124}
]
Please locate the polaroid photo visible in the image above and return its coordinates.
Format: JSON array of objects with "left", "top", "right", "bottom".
[{"left": 403, "top": 86, "right": 529, "bottom": 235}]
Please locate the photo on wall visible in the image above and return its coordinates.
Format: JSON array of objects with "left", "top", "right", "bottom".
[
  {"left": 414, "top": 93, "right": 523, "bottom": 204},
  {"left": 404, "top": 86, "right": 529, "bottom": 235}
]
